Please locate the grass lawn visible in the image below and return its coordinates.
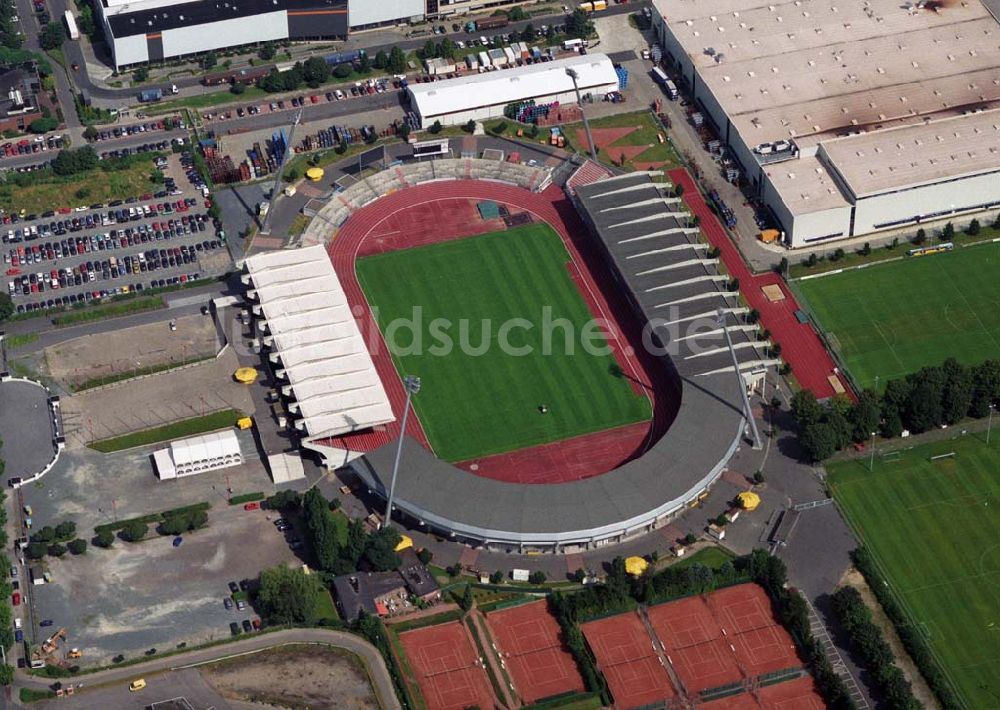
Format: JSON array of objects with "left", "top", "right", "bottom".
[
  {"left": 313, "top": 589, "right": 339, "bottom": 622},
  {"left": 795, "top": 242, "right": 1000, "bottom": 389},
  {"left": 0, "top": 161, "right": 161, "bottom": 214},
  {"left": 671, "top": 546, "right": 735, "bottom": 571},
  {"left": 562, "top": 110, "right": 680, "bottom": 171},
  {"left": 146, "top": 85, "right": 269, "bottom": 115},
  {"left": 356, "top": 224, "right": 651, "bottom": 461},
  {"left": 89, "top": 409, "right": 244, "bottom": 452},
  {"left": 828, "top": 435, "right": 1000, "bottom": 707}
]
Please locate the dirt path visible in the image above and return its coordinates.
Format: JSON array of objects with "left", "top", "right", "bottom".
[
  {"left": 840, "top": 569, "right": 940, "bottom": 709},
  {"left": 468, "top": 608, "right": 520, "bottom": 709}
]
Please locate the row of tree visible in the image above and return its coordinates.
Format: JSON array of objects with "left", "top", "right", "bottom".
[
  {"left": 851, "top": 549, "right": 961, "bottom": 709},
  {"left": 831, "top": 586, "right": 920, "bottom": 709},
  {"left": 0, "top": 469, "right": 16, "bottom": 684},
  {"left": 792, "top": 357, "right": 1000, "bottom": 462},
  {"left": 26, "top": 520, "right": 87, "bottom": 559}
]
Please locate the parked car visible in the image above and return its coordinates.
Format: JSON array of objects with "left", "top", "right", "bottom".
[
  {"left": 40, "top": 619, "right": 53, "bottom": 627},
  {"left": 242, "top": 619, "right": 253, "bottom": 633},
  {"left": 228, "top": 581, "right": 239, "bottom": 593},
  {"left": 236, "top": 599, "right": 246, "bottom": 611},
  {"left": 224, "top": 598, "right": 233, "bottom": 610},
  {"left": 229, "top": 622, "right": 240, "bottom": 635}
]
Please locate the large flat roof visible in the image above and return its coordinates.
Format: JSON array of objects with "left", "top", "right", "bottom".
[
  {"left": 244, "top": 245, "right": 394, "bottom": 440},
  {"left": 102, "top": 0, "right": 346, "bottom": 37},
  {"left": 408, "top": 54, "right": 620, "bottom": 118},
  {"left": 820, "top": 108, "right": 1000, "bottom": 197},
  {"left": 763, "top": 152, "right": 851, "bottom": 214},
  {"left": 655, "top": 0, "right": 1000, "bottom": 143}
]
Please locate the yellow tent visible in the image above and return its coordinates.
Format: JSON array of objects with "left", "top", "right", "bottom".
[
  {"left": 625, "top": 556, "right": 649, "bottom": 577},
  {"left": 236, "top": 416, "right": 254, "bottom": 430},
  {"left": 395, "top": 534, "right": 414, "bottom": 552},
  {"left": 234, "top": 367, "right": 258, "bottom": 384},
  {"left": 737, "top": 491, "right": 761, "bottom": 511},
  {"left": 306, "top": 167, "right": 325, "bottom": 182}
]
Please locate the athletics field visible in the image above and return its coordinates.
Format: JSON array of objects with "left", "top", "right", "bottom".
[{"left": 356, "top": 224, "right": 652, "bottom": 462}]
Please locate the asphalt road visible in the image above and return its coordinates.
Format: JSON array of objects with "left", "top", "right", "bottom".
[{"left": 14, "top": 629, "right": 401, "bottom": 710}]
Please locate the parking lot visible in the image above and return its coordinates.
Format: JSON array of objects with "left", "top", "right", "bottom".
[
  {"left": 1, "top": 152, "right": 229, "bottom": 314},
  {"left": 19, "top": 435, "right": 301, "bottom": 663}
]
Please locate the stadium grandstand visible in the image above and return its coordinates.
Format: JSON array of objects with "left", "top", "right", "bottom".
[
  {"left": 241, "top": 246, "right": 395, "bottom": 457},
  {"left": 651, "top": 0, "right": 1000, "bottom": 247}
]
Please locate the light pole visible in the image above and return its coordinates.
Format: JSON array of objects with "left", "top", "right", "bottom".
[
  {"left": 869, "top": 431, "right": 877, "bottom": 471},
  {"left": 988, "top": 404, "right": 995, "bottom": 446},
  {"left": 717, "top": 309, "right": 762, "bottom": 449},
  {"left": 383, "top": 375, "right": 421, "bottom": 529},
  {"left": 566, "top": 67, "right": 598, "bottom": 161}
]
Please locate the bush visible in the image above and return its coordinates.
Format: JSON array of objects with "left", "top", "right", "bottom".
[
  {"left": 528, "top": 571, "right": 547, "bottom": 585},
  {"left": 120, "top": 521, "right": 148, "bottom": 542},
  {"left": 489, "top": 570, "right": 504, "bottom": 584},
  {"left": 416, "top": 548, "right": 432, "bottom": 565},
  {"left": 93, "top": 529, "right": 114, "bottom": 548},
  {"left": 25, "top": 542, "right": 47, "bottom": 560},
  {"left": 428, "top": 120, "right": 442, "bottom": 134},
  {"left": 48, "top": 543, "right": 67, "bottom": 557},
  {"left": 967, "top": 218, "right": 981, "bottom": 236},
  {"left": 54, "top": 521, "right": 76, "bottom": 541},
  {"left": 67, "top": 539, "right": 87, "bottom": 555},
  {"left": 230, "top": 82, "right": 246, "bottom": 95}
]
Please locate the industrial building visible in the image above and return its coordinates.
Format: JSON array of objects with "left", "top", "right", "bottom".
[
  {"left": 153, "top": 430, "right": 243, "bottom": 480},
  {"left": 651, "top": 0, "right": 1000, "bottom": 247},
  {"left": 407, "top": 54, "right": 620, "bottom": 126},
  {"left": 241, "top": 245, "right": 395, "bottom": 457},
  {"left": 99, "top": 0, "right": 349, "bottom": 69}
]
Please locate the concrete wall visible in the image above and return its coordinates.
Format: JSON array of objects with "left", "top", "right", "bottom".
[
  {"left": 852, "top": 170, "right": 1000, "bottom": 236},
  {"left": 349, "top": 0, "right": 423, "bottom": 28},
  {"left": 161, "top": 12, "right": 288, "bottom": 58}
]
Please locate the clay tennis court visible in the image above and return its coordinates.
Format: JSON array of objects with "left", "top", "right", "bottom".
[
  {"left": 706, "top": 585, "right": 801, "bottom": 675},
  {"left": 668, "top": 638, "right": 744, "bottom": 693},
  {"left": 731, "top": 624, "right": 800, "bottom": 677},
  {"left": 647, "top": 595, "right": 719, "bottom": 648},
  {"left": 398, "top": 621, "right": 496, "bottom": 710},
  {"left": 707, "top": 585, "right": 776, "bottom": 634},
  {"left": 485, "top": 600, "right": 585, "bottom": 704},
  {"left": 581, "top": 612, "right": 676, "bottom": 708},
  {"left": 758, "top": 676, "right": 826, "bottom": 708}
]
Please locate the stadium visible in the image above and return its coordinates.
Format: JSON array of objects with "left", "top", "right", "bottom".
[{"left": 244, "top": 146, "right": 775, "bottom": 553}]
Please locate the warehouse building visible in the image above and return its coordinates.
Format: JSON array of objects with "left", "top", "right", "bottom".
[
  {"left": 99, "top": 0, "right": 349, "bottom": 69},
  {"left": 408, "top": 54, "right": 620, "bottom": 126},
  {"left": 651, "top": 0, "right": 1000, "bottom": 247}
]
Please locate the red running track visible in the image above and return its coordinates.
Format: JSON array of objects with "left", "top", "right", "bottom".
[
  {"left": 668, "top": 169, "right": 849, "bottom": 400},
  {"left": 321, "top": 181, "right": 678, "bottom": 484}
]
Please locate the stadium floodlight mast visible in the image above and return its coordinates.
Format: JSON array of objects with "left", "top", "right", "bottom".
[
  {"left": 382, "top": 375, "right": 421, "bottom": 530},
  {"left": 717, "top": 308, "right": 762, "bottom": 450},
  {"left": 565, "top": 67, "right": 598, "bottom": 161}
]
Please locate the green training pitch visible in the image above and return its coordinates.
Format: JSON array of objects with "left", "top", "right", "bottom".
[
  {"left": 356, "top": 224, "right": 651, "bottom": 462},
  {"left": 795, "top": 243, "right": 1000, "bottom": 389},
  {"left": 829, "top": 436, "right": 1000, "bottom": 707}
]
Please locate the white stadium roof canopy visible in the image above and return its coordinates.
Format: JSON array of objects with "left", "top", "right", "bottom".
[{"left": 243, "top": 245, "right": 395, "bottom": 440}]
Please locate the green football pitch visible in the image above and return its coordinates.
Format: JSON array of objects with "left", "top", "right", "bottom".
[
  {"left": 356, "top": 224, "right": 652, "bottom": 462},
  {"left": 829, "top": 436, "right": 1000, "bottom": 707},
  {"left": 795, "top": 243, "right": 1000, "bottom": 389}
]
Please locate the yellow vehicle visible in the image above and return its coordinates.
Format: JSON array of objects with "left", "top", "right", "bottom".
[
  {"left": 128, "top": 679, "right": 146, "bottom": 692},
  {"left": 67, "top": 648, "right": 82, "bottom": 659},
  {"left": 236, "top": 416, "right": 253, "bottom": 430}
]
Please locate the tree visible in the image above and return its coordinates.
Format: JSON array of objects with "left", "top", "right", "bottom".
[
  {"left": 257, "top": 565, "right": 324, "bottom": 625},
  {"left": 40, "top": 22, "right": 66, "bottom": 50},
  {"left": 799, "top": 422, "right": 838, "bottom": 462},
  {"left": 202, "top": 52, "right": 218, "bottom": 70},
  {"left": 49, "top": 542, "right": 67, "bottom": 557},
  {"left": 507, "top": 6, "right": 526, "bottom": 21},
  {"left": 464, "top": 119, "right": 476, "bottom": 134},
  {"left": 388, "top": 45, "right": 407, "bottom": 74},
  {"left": 68, "top": 538, "right": 87, "bottom": 555},
  {"left": 528, "top": 570, "right": 546, "bottom": 585},
  {"left": 304, "top": 56, "right": 332, "bottom": 85},
  {"left": 29, "top": 117, "right": 58, "bottom": 133},
  {"left": 570, "top": 568, "right": 586, "bottom": 583},
  {"left": 83, "top": 125, "right": 98, "bottom": 141},
  {"left": 460, "top": 584, "right": 473, "bottom": 611},
  {"left": 93, "top": 529, "right": 115, "bottom": 548},
  {"left": 373, "top": 49, "right": 388, "bottom": 70},
  {"left": 940, "top": 358, "right": 973, "bottom": 425},
  {"left": 0, "top": 664, "right": 12, "bottom": 686},
  {"left": 683, "top": 533, "right": 697, "bottom": 545},
  {"left": 849, "top": 390, "right": 881, "bottom": 443},
  {"left": 358, "top": 52, "right": 371, "bottom": 73},
  {"left": 969, "top": 360, "right": 1000, "bottom": 417},
  {"left": 440, "top": 37, "right": 455, "bottom": 60},
  {"left": 791, "top": 389, "right": 823, "bottom": 428},
  {"left": 429, "top": 120, "right": 442, "bottom": 134},
  {"left": 421, "top": 39, "right": 437, "bottom": 60},
  {"left": 941, "top": 221, "right": 955, "bottom": 240},
  {"left": 0, "top": 293, "right": 12, "bottom": 322},
  {"left": 120, "top": 521, "right": 148, "bottom": 542},
  {"left": 521, "top": 23, "right": 535, "bottom": 42},
  {"left": 230, "top": 82, "right": 246, "bottom": 95},
  {"left": 416, "top": 548, "right": 432, "bottom": 564},
  {"left": 259, "top": 42, "right": 277, "bottom": 61},
  {"left": 54, "top": 521, "right": 76, "bottom": 541},
  {"left": 567, "top": 9, "right": 595, "bottom": 39},
  {"left": 489, "top": 570, "right": 505, "bottom": 584},
  {"left": 25, "top": 542, "right": 47, "bottom": 559},
  {"left": 303, "top": 489, "right": 341, "bottom": 573},
  {"left": 967, "top": 218, "right": 981, "bottom": 236},
  {"left": 265, "top": 489, "right": 301, "bottom": 511},
  {"left": 364, "top": 526, "right": 401, "bottom": 572},
  {"left": 913, "top": 228, "right": 926, "bottom": 245},
  {"left": 31, "top": 526, "right": 56, "bottom": 544},
  {"left": 133, "top": 66, "right": 149, "bottom": 82}
]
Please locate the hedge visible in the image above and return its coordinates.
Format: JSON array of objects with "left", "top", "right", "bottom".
[
  {"left": 851, "top": 548, "right": 962, "bottom": 709},
  {"left": 94, "top": 502, "right": 211, "bottom": 535},
  {"left": 228, "top": 492, "right": 265, "bottom": 506}
]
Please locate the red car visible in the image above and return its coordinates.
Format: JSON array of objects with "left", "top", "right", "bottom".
[
  {"left": 5, "top": 268, "right": 20, "bottom": 275},
  {"left": 243, "top": 502, "right": 260, "bottom": 511},
  {"left": 12, "top": 592, "right": 20, "bottom": 606},
  {"left": 252, "top": 618, "right": 261, "bottom": 630}
]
